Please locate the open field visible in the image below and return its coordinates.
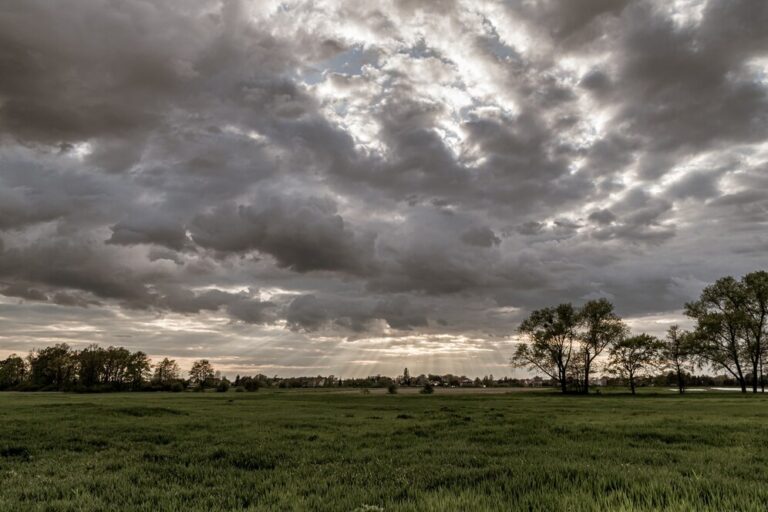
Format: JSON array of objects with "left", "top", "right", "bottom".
[{"left": 2, "top": 390, "right": 768, "bottom": 511}]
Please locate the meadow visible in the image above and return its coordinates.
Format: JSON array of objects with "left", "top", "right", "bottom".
[{"left": 1, "top": 389, "right": 768, "bottom": 511}]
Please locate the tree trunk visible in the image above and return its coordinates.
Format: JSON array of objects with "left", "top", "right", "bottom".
[
  {"left": 677, "top": 370, "right": 684, "bottom": 395},
  {"left": 583, "top": 357, "right": 590, "bottom": 395},
  {"left": 630, "top": 378, "right": 636, "bottom": 395},
  {"left": 559, "top": 367, "right": 567, "bottom": 393},
  {"left": 752, "top": 360, "right": 758, "bottom": 393},
  {"left": 734, "top": 357, "right": 747, "bottom": 393}
]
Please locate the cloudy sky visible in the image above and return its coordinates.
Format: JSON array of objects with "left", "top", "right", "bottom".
[{"left": 0, "top": 0, "right": 766, "bottom": 378}]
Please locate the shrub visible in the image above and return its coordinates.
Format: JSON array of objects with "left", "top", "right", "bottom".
[
  {"left": 234, "top": 386, "right": 245, "bottom": 393},
  {"left": 216, "top": 380, "right": 231, "bottom": 392},
  {"left": 387, "top": 383, "right": 398, "bottom": 394},
  {"left": 242, "top": 377, "right": 260, "bottom": 392},
  {"left": 420, "top": 383, "right": 434, "bottom": 394},
  {"left": 169, "top": 382, "right": 184, "bottom": 392}
]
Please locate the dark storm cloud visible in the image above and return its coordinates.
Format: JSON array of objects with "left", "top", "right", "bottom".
[
  {"left": 190, "top": 196, "right": 376, "bottom": 275},
  {"left": 0, "top": 0, "right": 767, "bottom": 372},
  {"left": 461, "top": 227, "right": 501, "bottom": 248},
  {"left": 1, "top": 283, "right": 48, "bottom": 302},
  {"left": 588, "top": 209, "right": 616, "bottom": 226},
  {"left": 226, "top": 299, "right": 277, "bottom": 324},
  {"left": 108, "top": 216, "right": 189, "bottom": 251},
  {"left": 0, "top": 238, "right": 154, "bottom": 305},
  {"left": 286, "top": 294, "right": 428, "bottom": 333}
]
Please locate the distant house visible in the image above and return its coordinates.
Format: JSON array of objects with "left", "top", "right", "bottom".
[{"left": 595, "top": 377, "right": 609, "bottom": 387}]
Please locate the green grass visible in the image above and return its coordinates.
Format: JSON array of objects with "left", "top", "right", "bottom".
[{"left": 1, "top": 390, "right": 768, "bottom": 511}]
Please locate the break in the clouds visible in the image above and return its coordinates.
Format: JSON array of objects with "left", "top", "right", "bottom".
[{"left": 1, "top": 0, "right": 767, "bottom": 376}]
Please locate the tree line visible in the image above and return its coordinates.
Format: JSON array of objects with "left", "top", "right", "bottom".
[
  {"left": 512, "top": 271, "right": 768, "bottom": 394},
  {"left": 0, "top": 344, "right": 235, "bottom": 392},
  {"left": 0, "top": 344, "right": 523, "bottom": 393},
  {"left": 0, "top": 345, "right": 535, "bottom": 393}
]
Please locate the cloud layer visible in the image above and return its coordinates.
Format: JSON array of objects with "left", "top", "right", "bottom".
[{"left": 1, "top": 0, "right": 767, "bottom": 376}]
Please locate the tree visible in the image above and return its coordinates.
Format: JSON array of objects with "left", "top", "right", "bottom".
[
  {"left": 608, "top": 334, "right": 661, "bottom": 395},
  {"left": 153, "top": 358, "right": 181, "bottom": 385},
  {"left": 239, "top": 376, "right": 260, "bottom": 392},
  {"left": 101, "top": 346, "right": 133, "bottom": 386},
  {"left": 742, "top": 271, "right": 768, "bottom": 392},
  {"left": 126, "top": 351, "right": 151, "bottom": 390},
  {"left": 29, "top": 344, "right": 76, "bottom": 390},
  {"left": 216, "top": 378, "right": 231, "bottom": 392},
  {"left": 685, "top": 277, "right": 749, "bottom": 392},
  {"left": 0, "top": 355, "right": 27, "bottom": 390},
  {"left": 77, "top": 345, "right": 107, "bottom": 388},
  {"left": 189, "top": 359, "right": 215, "bottom": 388},
  {"left": 513, "top": 304, "right": 579, "bottom": 393},
  {"left": 659, "top": 325, "right": 696, "bottom": 394},
  {"left": 578, "top": 299, "right": 627, "bottom": 394},
  {"left": 402, "top": 367, "right": 411, "bottom": 386}
]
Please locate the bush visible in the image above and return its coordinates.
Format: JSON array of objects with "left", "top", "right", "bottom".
[
  {"left": 241, "top": 377, "right": 260, "bottom": 392},
  {"left": 169, "top": 382, "right": 184, "bottom": 392},
  {"left": 235, "top": 386, "right": 245, "bottom": 393},
  {"left": 216, "top": 380, "right": 231, "bottom": 392},
  {"left": 420, "top": 383, "right": 434, "bottom": 395},
  {"left": 387, "top": 383, "right": 398, "bottom": 394},
  {"left": 361, "top": 388, "right": 370, "bottom": 395}
]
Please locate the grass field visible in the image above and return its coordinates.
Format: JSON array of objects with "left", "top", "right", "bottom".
[{"left": 2, "top": 390, "right": 768, "bottom": 511}]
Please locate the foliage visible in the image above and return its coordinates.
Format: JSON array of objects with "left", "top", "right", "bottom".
[
  {"left": 420, "top": 382, "right": 434, "bottom": 394},
  {"left": 153, "top": 358, "right": 181, "bottom": 386},
  {"left": 658, "top": 325, "right": 697, "bottom": 394},
  {"left": 29, "top": 343, "right": 76, "bottom": 390},
  {"left": 513, "top": 303, "right": 580, "bottom": 393},
  {"left": 1, "top": 346, "right": 206, "bottom": 392},
  {"left": 578, "top": 298, "right": 628, "bottom": 393},
  {"left": 608, "top": 334, "right": 663, "bottom": 395},
  {"left": 742, "top": 271, "right": 768, "bottom": 392},
  {"left": 511, "top": 270, "right": 768, "bottom": 395},
  {"left": 686, "top": 276, "right": 751, "bottom": 392},
  {"left": 189, "top": 360, "right": 215, "bottom": 389},
  {"left": 0, "top": 354, "right": 27, "bottom": 390},
  {"left": 237, "top": 376, "right": 261, "bottom": 392}
]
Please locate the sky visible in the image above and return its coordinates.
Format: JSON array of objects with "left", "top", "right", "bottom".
[{"left": 0, "top": 0, "right": 767, "bottom": 378}]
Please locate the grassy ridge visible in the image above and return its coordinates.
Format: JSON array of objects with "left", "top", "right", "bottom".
[{"left": 1, "top": 390, "right": 767, "bottom": 511}]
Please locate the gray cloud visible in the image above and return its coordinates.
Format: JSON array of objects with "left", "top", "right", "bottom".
[
  {"left": 108, "top": 216, "right": 189, "bottom": 251},
  {"left": 190, "top": 196, "right": 376, "bottom": 275},
  {"left": 0, "top": 0, "right": 766, "bottom": 376}
]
